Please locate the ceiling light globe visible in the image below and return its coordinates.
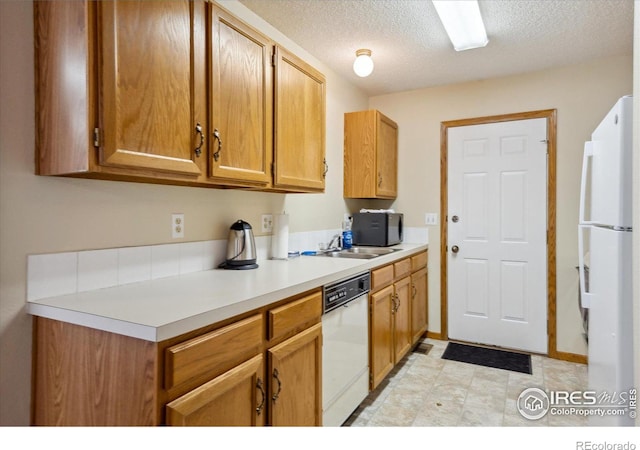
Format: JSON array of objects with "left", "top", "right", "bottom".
[{"left": 353, "top": 50, "right": 374, "bottom": 77}]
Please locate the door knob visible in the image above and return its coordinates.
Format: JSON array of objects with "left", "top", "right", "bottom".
[
  {"left": 451, "top": 245, "right": 459, "bottom": 253},
  {"left": 452, "top": 215, "right": 459, "bottom": 223}
]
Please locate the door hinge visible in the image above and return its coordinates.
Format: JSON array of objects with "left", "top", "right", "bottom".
[
  {"left": 540, "top": 139, "right": 549, "bottom": 154},
  {"left": 93, "top": 128, "right": 101, "bottom": 148}
]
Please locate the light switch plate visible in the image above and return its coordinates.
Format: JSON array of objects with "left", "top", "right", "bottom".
[{"left": 425, "top": 213, "right": 438, "bottom": 226}]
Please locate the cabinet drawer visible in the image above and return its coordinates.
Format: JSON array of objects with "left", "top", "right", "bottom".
[
  {"left": 371, "top": 264, "right": 394, "bottom": 291},
  {"left": 411, "top": 251, "right": 428, "bottom": 271},
  {"left": 394, "top": 258, "right": 412, "bottom": 279},
  {"left": 165, "top": 314, "right": 263, "bottom": 390},
  {"left": 268, "top": 291, "right": 322, "bottom": 341}
]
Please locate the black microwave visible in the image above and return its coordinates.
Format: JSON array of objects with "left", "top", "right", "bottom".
[{"left": 351, "top": 213, "right": 403, "bottom": 247}]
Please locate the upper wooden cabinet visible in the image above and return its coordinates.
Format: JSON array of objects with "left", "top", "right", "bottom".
[
  {"left": 35, "top": 0, "right": 207, "bottom": 183},
  {"left": 273, "top": 47, "right": 326, "bottom": 192},
  {"left": 34, "top": 1, "right": 325, "bottom": 193},
  {"left": 208, "top": 5, "right": 272, "bottom": 187},
  {"left": 344, "top": 110, "right": 398, "bottom": 199}
]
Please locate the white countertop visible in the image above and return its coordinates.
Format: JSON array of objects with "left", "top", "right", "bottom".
[{"left": 27, "top": 243, "right": 427, "bottom": 342}]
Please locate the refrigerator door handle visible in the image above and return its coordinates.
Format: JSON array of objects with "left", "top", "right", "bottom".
[
  {"left": 579, "top": 141, "right": 594, "bottom": 225},
  {"left": 578, "top": 224, "right": 592, "bottom": 309}
]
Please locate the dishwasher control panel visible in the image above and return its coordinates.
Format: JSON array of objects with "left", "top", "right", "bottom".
[{"left": 323, "top": 272, "right": 370, "bottom": 314}]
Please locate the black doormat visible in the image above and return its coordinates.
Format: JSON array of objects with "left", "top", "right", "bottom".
[{"left": 441, "top": 342, "right": 532, "bottom": 374}]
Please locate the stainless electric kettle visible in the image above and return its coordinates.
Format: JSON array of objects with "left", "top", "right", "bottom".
[{"left": 219, "top": 219, "right": 258, "bottom": 270}]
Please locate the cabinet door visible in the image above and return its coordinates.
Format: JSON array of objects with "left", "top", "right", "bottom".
[
  {"left": 98, "top": 1, "right": 205, "bottom": 177},
  {"left": 208, "top": 5, "right": 272, "bottom": 186},
  {"left": 411, "top": 267, "right": 428, "bottom": 344},
  {"left": 166, "top": 354, "right": 265, "bottom": 426},
  {"left": 268, "top": 323, "right": 322, "bottom": 426},
  {"left": 370, "top": 285, "right": 395, "bottom": 390},
  {"left": 393, "top": 277, "right": 412, "bottom": 363},
  {"left": 376, "top": 111, "right": 398, "bottom": 198},
  {"left": 273, "top": 46, "right": 326, "bottom": 192}
]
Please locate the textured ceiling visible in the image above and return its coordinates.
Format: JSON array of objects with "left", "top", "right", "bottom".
[{"left": 238, "top": 0, "right": 634, "bottom": 96}]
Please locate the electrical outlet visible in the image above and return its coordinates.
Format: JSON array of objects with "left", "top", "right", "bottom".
[
  {"left": 172, "top": 214, "right": 185, "bottom": 238},
  {"left": 261, "top": 214, "right": 273, "bottom": 233},
  {"left": 425, "top": 213, "right": 438, "bottom": 226}
]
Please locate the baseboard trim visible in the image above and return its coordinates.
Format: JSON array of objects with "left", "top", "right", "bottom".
[
  {"left": 426, "top": 331, "right": 445, "bottom": 340},
  {"left": 551, "top": 350, "right": 587, "bottom": 365}
]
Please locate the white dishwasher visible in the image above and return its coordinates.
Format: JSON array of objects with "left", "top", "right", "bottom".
[{"left": 322, "top": 271, "right": 370, "bottom": 426}]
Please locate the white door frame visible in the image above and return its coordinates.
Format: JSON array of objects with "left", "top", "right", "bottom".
[{"left": 440, "top": 109, "right": 561, "bottom": 358}]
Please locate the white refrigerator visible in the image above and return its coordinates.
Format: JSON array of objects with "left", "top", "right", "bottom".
[{"left": 578, "top": 95, "right": 634, "bottom": 426}]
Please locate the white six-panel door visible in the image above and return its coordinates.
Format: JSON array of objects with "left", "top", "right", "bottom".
[{"left": 447, "top": 118, "right": 548, "bottom": 353}]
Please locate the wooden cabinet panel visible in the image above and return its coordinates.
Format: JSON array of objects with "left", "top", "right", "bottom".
[
  {"left": 394, "top": 257, "right": 412, "bottom": 279},
  {"left": 166, "top": 354, "right": 265, "bottom": 426},
  {"left": 268, "top": 323, "right": 323, "bottom": 426},
  {"left": 371, "top": 264, "right": 394, "bottom": 291},
  {"left": 411, "top": 251, "right": 428, "bottom": 272},
  {"left": 273, "top": 46, "right": 326, "bottom": 192},
  {"left": 376, "top": 113, "right": 398, "bottom": 198},
  {"left": 33, "top": 317, "right": 159, "bottom": 426},
  {"left": 393, "top": 277, "right": 412, "bottom": 363},
  {"left": 344, "top": 110, "right": 398, "bottom": 199},
  {"left": 164, "top": 314, "right": 262, "bottom": 390},
  {"left": 370, "top": 285, "right": 395, "bottom": 389},
  {"left": 208, "top": 5, "right": 272, "bottom": 185},
  {"left": 268, "top": 291, "right": 322, "bottom": 341},
  {"left": 34, "top": 0, "right": 91, "bottom": 175},
  {"left": 411, "top": 267, "right": 428, "bottom": 343},
  {"left": 97, "top": 0, "right": 204, "bottom": 177}
]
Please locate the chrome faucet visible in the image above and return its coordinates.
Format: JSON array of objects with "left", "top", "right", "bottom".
[{"left": 327, "top": 234, "right": 342, "bottom": 251}]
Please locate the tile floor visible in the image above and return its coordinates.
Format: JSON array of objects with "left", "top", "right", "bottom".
[{"left": 345, "top": 338, "right": 589, "bottom": 427}]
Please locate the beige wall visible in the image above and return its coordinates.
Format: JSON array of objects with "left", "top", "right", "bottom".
[
  {"left": 0, "top": 0, "right": 368, "bottom": 425},
  {"left": 369, "top": 54, "right": 633, "bottom": 356}
]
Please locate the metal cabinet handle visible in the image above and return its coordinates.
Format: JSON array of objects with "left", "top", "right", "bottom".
[
  {"left": 378, "top": 173, "right": 382, "bottom": 187},
  {"left": 323, "top": 158, "right": 328, "bottom": 178},
  {"left": 391, "top": 293, "right": 400, "bottom": 313},
  {"left": 256, "top": 378, "right": 265, "bottom": 415},
  {"left": 212, "top": 129, "right": 223, "bottom": 162},
  {"left": 452, "top": 245, "right": 459, "bottom": 254},
  {"left": 272, "top": 368, "right": 282, "bottom": 403},
  {"left": 194, "top": 123, "right": 204, "bottom": 157},
  {"left": 412, "top": 284, "right": 417, "bottom": 298}
]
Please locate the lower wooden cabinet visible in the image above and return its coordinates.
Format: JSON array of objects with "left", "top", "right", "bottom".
[
  {"left": 32, "top": 289, "right": 322, "bottom": 426},
  {"left": 166, "top": 354, "right": 266, "bottom": 426},
  {"left": 411, "top": 267, "right": 428, "bottom": 344},
  {"left": 369, "top": 251, "right": 428, "bottom": 390},
  {"left": 268, "top": 323, "right": 323, "bottom": 426},
  {"left": 370, "top": 285, "right": 395, "bottom": 389},
  {"left": 393, "top": 276, "right": 412, "bottom": 363},
  {"left": 369, "top": 276, "right": 411, "bottom": 389}
]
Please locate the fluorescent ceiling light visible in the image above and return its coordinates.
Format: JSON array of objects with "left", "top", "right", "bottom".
[{"left": 432, "top": 0, "right": 489, "bottom": 51}]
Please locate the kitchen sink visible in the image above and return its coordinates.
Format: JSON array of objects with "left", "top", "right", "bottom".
[
  {"left": 342, "top": 247, "right": 399, "bottom": 255},
  {"left": 313, "top": 247, "right": 400, "bottom": 259}
]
